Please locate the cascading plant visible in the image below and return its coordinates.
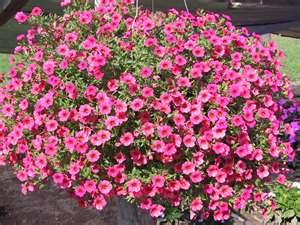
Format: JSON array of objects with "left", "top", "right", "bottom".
[{"left": 0, "top": 0, "right": 297, "bottom": 222}]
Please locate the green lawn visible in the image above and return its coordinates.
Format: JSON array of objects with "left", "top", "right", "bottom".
[
  {"left": 0, "top": 54, "right": 9, "bottom": 73},
  {"left": 273, "top": 35, "right": 300, "bottom": 82},
  {"left": 0, "top": 35, "right": 299, "bottom": 81}
]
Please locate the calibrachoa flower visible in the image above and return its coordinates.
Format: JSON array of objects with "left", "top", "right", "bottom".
[{"left": 0, "top": 0, "right": 296, "bottom": 222}]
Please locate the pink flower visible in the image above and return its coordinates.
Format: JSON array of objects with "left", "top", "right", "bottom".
[
  {"left": 190, "top": 171, "right": 204, "bottom": 183},
  {"left": 181, "top": 162, "right": 195, "bottom": 175},
  {"left": 127, "top": 178, "right": 142, "bottom": 193},
  {"left": 140, "top": 67, "right": 153, "bottom": 78},
  {"left": 43, "top": 60, "right": 56, "bottom": 75},
  {"left": 120, "top": 132, "right": 134, "bottom": 146},
  {"left": 58, "top": 109, "right": 70, "bottom": 122},
  {"left": 192, "top": 46, "right": 205, "bottom": 57},
  {"left": 152, "top": 140, "right": 165, "bottom": 153},
  {"left": 257, "top": 108, "right": 271, "bottom": 119},
  {"left": 53, "top": 173, "right": 64, "bottom": 184},
  {"left": 16, "top": 170, "right": 28, "bottom": 182},
  {"left": 45, "top": 120, "right": 58, "bottom": 132},
  {"left": 99, "top": 102, "right": 112, "bottom": 115},
  {"left": 183, "top": 135, "right": 196, "bottom": 148},
  {"left": 1, "top": 104, "right": 14, "bottom": 117},
  {"left": 35, "top": 154, "right": 47, "bottom": 169},
  {"left": 149, "top": 204, "right": 165, "bottom": 218},
  {"left": 174, "top": 55, "right": 187, "bottom": 66},
  {"left": 141, "top": 122, "right": 155, "bottom": 137},
  {"left": 157, "top": 125, "right": 172, "bottom": 138},
  {"left": 79, "top": 104, "right": 92, "bottom": 117},
  {"left": 151, "top": 175, "right": 165, "bottom": 188},
  {"left": 212, "top": 142, "right": 230, "bottom": 156},
  {"left": 75, "top": 185, "right": 86, "bottom": 197},
  {"left": 257, "top": 165, "right": 269, "bottom": 179},
  {"left": 142, "top": 86, "right": 154, "bottom": 98},
  {"left": 86, "top": 150, "right": 100, "bottom": 163},
  {"left": 173, "top": 113, "right": 186, "bottom": 126},
  {"left": 130, "top": 98, "right": 144, "bottom": 111},
  {"left": 191, "top": 198, "right": 203, "bottom": 211},
  {"left": 90, "top": 130, "right": 111, "bottom": 146},
  {"left": 229, "top": 84, "right": 241, "bottom": 98},
  {"left": 31, "top": 7, "right": 43, "bottom": 17},
  {"left": 84, "top": 180, "right": 97, "bottom": 193},
  {"left": 79, "top": 11, "right": 93, "bottom": 24},
  {"left": 159, "top": 60, "right": 172, "bottom": 70},
  {"left": 98, "top": 180, "right": 112, "bottom": 195},
  {"left": 15, "top": 12, "right": 28, "bottom": 23},
  {"left": 93, "top": 195, "right": 107, "bottom": 210}
]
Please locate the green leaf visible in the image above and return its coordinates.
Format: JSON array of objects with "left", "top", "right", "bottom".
[{"left": 283, "top": 209, "right": 295, "bottom": 218}]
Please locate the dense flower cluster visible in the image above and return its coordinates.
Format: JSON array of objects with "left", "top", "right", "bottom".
[
  {"left": 279, "top": 99, "right": 300, "bottom": 146},
  {"left": 0, "top": 0, "right": 297, "bottom": 222}
]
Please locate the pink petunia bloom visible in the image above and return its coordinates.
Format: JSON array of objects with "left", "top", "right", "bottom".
[
  {"left": 15, "top": 12, "right": 28, "bottom": 23},
  {"left": 159, "top": 60, "right": 172, "bottom": 70},
  {"left": 99, "top": 102, "right": 113, "bottom": 115},
  {"left": 98, "top": 180, "right": 113, "bottom": 195},
  {"left": 130, "top": 98, "right": 144, "bottom": 111},
  {"left": 157, "top": 125, "right": 172, "bottom": 138},
  {"left": 16, "top": 170, "right": 28, "bottom": 182},
  {"left": 163, "top": 143, "right": 177, "bottom": 156},
  {"left": 141, "top": 86, "right": 154, "bottom": 98},
  {"left": 229, "top": 84, "right": 241, "bottom": 98},
  {"left": 93, "top": 195, "right": 107, "bottom": 210},
  {"left": 43, "top": 60, "right": 56, "bottom": 75},
  {"left": 35, "top": 154, "right": 47, "bottom": 169},
  {"left": 58, "top": 109, "right": 70, "bottom": 122},
  {"left": 79, "top": 104, "right": 92, "bottom": 117},
  {"left": 120, "top": 132, "right": 134, "bottom": 146},
  {"left": 79, "top": 11, "right": 93, "bottom": 24},
  {"left": 192, "top": 46, "right": 205, "bottom": 57},
  {"left": 173, "top": 113, "right": 186, "bottom": 127},
  {"left": 149, "top": 204, "right": 165, "bottom": 218},
  {"left": 191, "top": 198, "right": 203, "bottom": 211},
  {"left": 152, "top": 140, "right": 165, "bottom": 153},
  {"left": 105, "top": 116, "right": 120, "bottom": 130},
  {"left": 45, "top": 120, "right": 58, "bottom": 132},
  {"left": 257, "top": 165, "right": 269, "bottom": 179},
  {"left": 31, "top": 7, "right": 43, "bottom": 17},
  {"left": 140, "top": 67, "right": 153, "bottom": 78},
  {"left": 212, "top": 142, "right": 230, "bottom": 156},
  {"left": 86, "top": 150, "right": 101, "bottom": 163},
  {"left": 84, "top": 180, "right": 97, "bottom": 193},
  {"left": 127, "top": 178, "right": 142, "bottom": 193},
  {"left": 1, "top": 104, "right": 14, "bottom": 117},
  {"left": 181, "top": 162, "right": 195, "bottom": 175},
  {"left": 174, "top": 55, "right": 187, "bottom": 66},
  {"left": 183, "top": 135, "right": 196, "bottom": 148},
  {"left": 53, "top": 173, "right": 64, "bottom": 184},
  {"left": 90, "top": 130, "right": 111, "bottom": 146},
  {"left": 141, "top": 122, "right": 155, "bottom": 137},
  {"left": 190, "top": 171, "right": 204, "bottom": 183},
  {"left": 151, "top": 175, "right": 165, "bottom": 188},
  {"left": 74, "top": 185, "right": 86, "bottom": 198}
]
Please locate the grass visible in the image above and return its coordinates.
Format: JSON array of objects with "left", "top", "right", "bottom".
[
  {"left": 0, "top": 54, "right": 9, "bottom": 74},
  {"left": 0, "top": 35, "right": 299, "bottom": 81},
  {"left": 273, "top": 35, "right": 300, "bottom": 82}
]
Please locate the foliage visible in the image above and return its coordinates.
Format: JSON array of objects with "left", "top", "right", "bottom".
[
  {"left": 267, "top": 185, "right": 300, "bottom": 225},
  {"left": 0, "top": 0, "right": 297, "bottom": 222}
]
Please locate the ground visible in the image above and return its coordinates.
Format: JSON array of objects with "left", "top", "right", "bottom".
[{"left": 273, "top": 35, "right": 300, "bottom": 82}]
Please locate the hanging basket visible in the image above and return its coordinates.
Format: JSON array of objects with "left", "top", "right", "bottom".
[{"left": 0, "top": 0, "right": 296, "bottom": 224}]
